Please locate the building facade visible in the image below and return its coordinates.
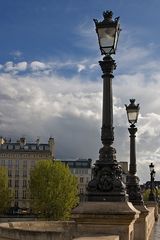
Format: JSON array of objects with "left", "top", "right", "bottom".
[
  {"left": 118, "top": 161, "right": 128, "bottom": 184},
  {"left": 0, "top": 137, "right": 54, "bottom": 212},
  {"left": 60, "top": 158, "right": 92, "bottom": 201},
  {"left": 0, "top": 135, "right": 128, "bottom": 211}
]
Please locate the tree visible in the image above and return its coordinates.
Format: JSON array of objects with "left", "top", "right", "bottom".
[
  {"left": 143, "top": 188, "right": 160, "bottom": 201},
  {"left": 0, "top": 167, "right": 11, "bottom": 213},
  {"left": 29, "top": 160, "right": 79, "bottom": 220}
]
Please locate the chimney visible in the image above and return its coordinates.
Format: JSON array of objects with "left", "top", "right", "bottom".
[
  {"left": 0, "top": 137, "right": 5, "bottom": 145},
  {"left": 48, "top": 137, "right": 55, "bottom": 158},
  {"left": 20, "top": 137, "right": 26, "bottom": 148},
  {"left": 36, "top": 138, "right": 40, "bottom": 146}
]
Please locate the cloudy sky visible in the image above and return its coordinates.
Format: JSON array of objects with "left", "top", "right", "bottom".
[{"left": 0, "top": 0, "right": 160, "bottom": 182}]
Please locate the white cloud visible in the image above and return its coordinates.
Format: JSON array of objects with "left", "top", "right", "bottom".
[
  {"left": 89, "top": 63, "right": 98, "bottom": 69},
  {"left": 4, "top": 62, "right": 14, "bottom": 72},
  {"left": 30, "top": 61, "right": 49, "bottom": 71},
  {"left": 112, "top": 70, "right": 160, "bottom": 182},
  {"left": 3, "top": 61, "right": 27, "bottom": 73},
  {"left": 138, "top": 113, "right": 160, "bottom": 139},
  {"left": 10, "top": 50, "right": 23, "bottom": 58},
  {"left": 0, "top": 58, "right": 99, "bottom": 75},
  {"left": 0, "top": 71, "right": 101, "bottom": 160},
  {"left": 1, "top": 37, "right": 160, "bottom": 183},
  {"left": 77, "top": 64, "right": 86, "bottom": 72},
  {"left": 16, "top": 62, "right": 28, "bottom": 71},
  {"left": 118, "top": 46, "right": 150, "bottom": 67},
  {"left": 75, "top": 21, "right": 97, "bottom": 51}
]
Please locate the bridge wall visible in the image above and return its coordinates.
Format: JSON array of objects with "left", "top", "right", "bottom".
[{"left": 0, "top": 205, "right": 157, "bottom": 240}]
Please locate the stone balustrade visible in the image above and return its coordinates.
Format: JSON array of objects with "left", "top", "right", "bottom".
[
  {"left": 0, "top": 221, "right": 76, "bottom": 240},
  {"left": 73, "top": 237, "right": 119, "bottom": 240},
  {"left": 0, "top": 204, "right": 157, "bottom": 240}
]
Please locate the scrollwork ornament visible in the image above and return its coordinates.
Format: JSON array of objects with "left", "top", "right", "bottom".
[{"left": 98, "top": 168, "right": 113, "bottom": 191}]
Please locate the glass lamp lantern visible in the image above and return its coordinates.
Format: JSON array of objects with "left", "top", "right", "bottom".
[
  {"left": 149, "top": 163, "right": 154, "bottom": 173},
  {"left": 125, "top": 99, "right": 140, "bottom": 125},
  {"left": 94, "top": 11, "right": 121, "bottom": 55}
]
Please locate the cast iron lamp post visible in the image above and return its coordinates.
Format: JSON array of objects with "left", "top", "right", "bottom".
[
  {"left": 125, "top": 99, "right": 144, "bottom": 205},
  {"left": 148, "top": 163, "right": 156, "bottom": 201},
  {"left": 87, "top": 11, "right": 127, "bottom": 202}
]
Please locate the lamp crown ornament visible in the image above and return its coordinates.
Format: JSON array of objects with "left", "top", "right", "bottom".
[
  {"left": 94, "top": 11, "right": 120, "bottom": 25},
  {"left": 103, "top": 10, "right": 113, "bottom": 21},
  {"left": 129, "top": 99, "right": 139, "bottom": 108}
]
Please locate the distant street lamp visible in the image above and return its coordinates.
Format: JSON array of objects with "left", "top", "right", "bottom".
[
  {"left": 87, "top": 11, "right": 127, "bottom": 202},
  {"left": 125, "top": 99, "right": 144, "bottom": 205},
  {"left": 148, "top": 163, "right": 156, "bottom": 201}
]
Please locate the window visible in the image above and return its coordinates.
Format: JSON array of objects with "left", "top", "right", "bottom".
[
  {"left": 8, "top": 169, "right": 12, "bottom": 177},
  {"left": 82, "top": 162, "right": 88, "bottom": 167},
  {"left": 15, "top": 160, "right": 19, "bottom": 167},
  {"left": 14, "top": 201, "right": 18, "bottom": 207},
  {"left": 23, "top": 160, "right": 27, "bottom": 168},
  {"left": 80, "top": 188, "right": 84, "bottom": 194},
  {"left": 9, "top": 189, "right": 12, "bottom": 196},
  {"left": 15, "top": 180, "right": 19, "bottom": 187},
  {"left": 15, "top": 145, "right": 20, "bottom": 150},
  {"left": 23, "top": 170, "right": 27, "bottom": 177},
  {"left": 24, "top": 145, "right": 28, "bottom": 150},
  {"left": 8, "top": 179, "right": 12, "bottom": 187},
  {"left": 68, "top": 162, "right": 74, "bottom": 167},
  {"left": 80, "top": 177, "right": 84, "bottom": 183},
  {"left": 2, "top": 145, "right": 7, "bottom": 150},
  {"left": 15, "top": 190, "right": 18, "bottom": 199},
  {"left": 8, "top": 160, "right": 12, "bottom": 166},
  {"left": 8, "top": 144, "right": 13, "bottom": 150},
  {"left": 23, "top": 190, "right": 26, "bottom": 199},
  {"left": 31, "top": 160, "right": 35, "bottom": 167},
  {"left": 15, "top": 169, "right": 19, "bottom": 177},
  {"left": 76, "top": 162, "right": 82, "bottom": 167},
  {"left": 39, "top": 145, "right": 43, "bottom": 150},
  {"left": 78, "top": 169, "right": 83, "bottom": 174},
  {"left": 31, "top": 145, "right": 36, "bottom": 150},
  {"left": 23, "top": 180, "right": 27, "bottom": 188},
  {"left": 1, "top": 159, "right": 5, "bottom": 166}
]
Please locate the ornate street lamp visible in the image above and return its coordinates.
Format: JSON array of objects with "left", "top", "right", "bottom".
[
  {"left": 87, "top": 11, "right": 127, "bottom": 202},
  {"left": 149, "top": 163, "right": 156, "bottom": 201},
  {"left": 94, "top": 11, "right": 121, "bottom": 55},
  {"left": 125, "top": 99, "right": 144, "bottom": 205}
]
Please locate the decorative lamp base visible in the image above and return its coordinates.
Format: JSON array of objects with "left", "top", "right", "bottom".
[
  {"left": 87, "top": 146, "right": 127, "bottom": 202},
  {"left": 126, "top": 175, "right": 144, "bottom": 205}
]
